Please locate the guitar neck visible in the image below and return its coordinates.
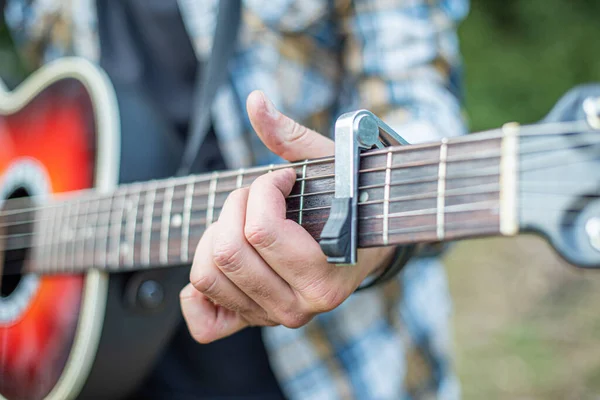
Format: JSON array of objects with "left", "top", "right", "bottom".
[{"left": 15, "top": 130, "right": 514, "bottom": 275}]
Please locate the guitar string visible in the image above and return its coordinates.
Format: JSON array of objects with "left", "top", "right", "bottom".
[
  {"left": 23, "top": 193, "right": 591, "bottom": 273},
  {"left": 9, "top": 126, "right": 598, "bottom": 220},
  {"left": 14, "top": 200, "right": 595, "bottom": 275},
  {"left": 7, "top": 191, "right": 585, "bottom": 253},
  {"left": 18, "top": 220, "right": 495, "bottom": 275},
  {"left": 3, "top": 179, "right": 594, "bottom": 253},
  {"left": 0, "top": 179, "right": 502, "bottom": 231},
  {"left": 9, "top": 121, "right": 597, "bottom": 273},
  {"left": 0, "top": 144, "right": 598, "bottom": 247},
  {"left": 1, "top": 187, "right": 595, "bottom": 258},
  {"left": 0, "top": 118, "right": 593, "bottom": 219},
  {"left": 1, "top": 129, "right": 598, "bottom": 228},
  {"left": 0, "top": 126, "right": 596, "bottom": 264},
  {"left": 23, "top": 208, "right": 502, "bottom": 274},
  {"left": 21, "top": 210, "right": 584, "bottom": 275},
  {"left": 0, "top": 139, "right": 595, "bottom": 242},
  {"left": 0, "top": 154, "right": 596, "bottom": 239}
]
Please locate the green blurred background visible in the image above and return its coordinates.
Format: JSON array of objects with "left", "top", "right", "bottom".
[
  {"left": 1, "top": 0, "right": 599, "bottom": 398},
  {"left": 450, "top": 1, "right": 600, "bottom": 399},
  {"left": 461, "top": 0, "right": 600, "bottom": 131}
]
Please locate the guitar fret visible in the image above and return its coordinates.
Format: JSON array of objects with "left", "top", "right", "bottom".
[
  {"left": 236, "top": 168, "right": 244, "bottom": 189},
  {"left": 57, "top": 203, "right": 67, "bottom": 271},
  {"left": 60, "top": 203, "right": 71, "bottom": 271},
  {"left": 500, "top": 122, "right": 519, "bottom": 235},
  {"left": 437, "top": 139, "right": 448, "bottom": 240},
  {"left": 97, "top": 196, "right": 113, "bottom": 268},
  {"left": 33, "top": 206, "right": 46, "bottom": 269},
  {"left": 40, "top": 206, "right": 54, "bottom": 268},
  {"left": 58, "top": 202, "right": 69, "bottom": 270},
  {"left": 110, "top": 190, "right": 127, "bottom": 268},
  {"left": 126, "top": 190, "right": 140, "bottom": 267},
  {"left": 73, "top": 198, "right": 88, "bottom": 271},
  {"left": 66, "top": 200, "right": 80, "bottom": 271},
  {"left": 22, "top": 128, "right": 523, "bottom": 274},
  {"left": 206, "top": 172, "right": 218, "bottom": 227},
  {"left": 50, "top": 203, "right": 62, "bottom": 272},
  {"left": 39, "top": 205, "right": 53, "bottom": 270},
  {"left": 298, "top": 162, "right": 307, "bottom": 225},
  {"left": 86, "top": 199, "right": 99, "bottom": 268},
  {"left": 160, "top": 184, "right": 174, "bottom": 264},
  {"left": 181, "top": 181, "right": 195, "bottom": 263},
  {"left": 141, "top": 184, "right": 157, "bottom": 266},
  {"left": 382, "top": 150, "right": 392, "bottom": 245}
]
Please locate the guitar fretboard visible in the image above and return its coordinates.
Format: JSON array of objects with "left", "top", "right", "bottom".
[{"left": 2, "top": 133, "right": 507, "bottom": 275}]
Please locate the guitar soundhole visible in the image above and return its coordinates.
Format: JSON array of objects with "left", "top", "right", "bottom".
[
  {"left": 0, "top": 272, "right": 21, "bottom": 298},
  {"left": 1, "top": 187, "right": 33, "bottom": 298}
]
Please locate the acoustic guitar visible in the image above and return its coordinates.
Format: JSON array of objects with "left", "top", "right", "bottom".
[{"left": 0, "top": 57, "right": 598, "bottom": 400}]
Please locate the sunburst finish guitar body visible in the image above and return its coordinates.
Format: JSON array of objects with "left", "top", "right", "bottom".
[
  {"left": 0, "top": 58, "right": 188, "bottom": 400},
  {"left": 0, "top": 58, "right": 599, "bottom": 400},
  {"left": 0, "top": 59, "right": 114, "bottom": 400}
]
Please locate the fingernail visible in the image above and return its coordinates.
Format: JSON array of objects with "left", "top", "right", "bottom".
[{"left": 262, "top": 92, "right": 280, "bottom": 119}]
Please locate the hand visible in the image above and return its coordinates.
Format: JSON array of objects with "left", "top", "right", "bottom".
[{"left": 180, "top": 90, "right": 395, "bottom": 343}]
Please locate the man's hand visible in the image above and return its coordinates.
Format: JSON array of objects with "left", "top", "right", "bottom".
[{"left": 180, "top": 91, "right": 395, "bottom": 343}]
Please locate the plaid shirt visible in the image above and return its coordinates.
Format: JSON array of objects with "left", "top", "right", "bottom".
[{"left": 6, "top": 0, "right": 469, "bottom": 398}]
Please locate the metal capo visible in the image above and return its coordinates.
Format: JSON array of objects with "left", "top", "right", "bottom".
[{"left": 319, "top": 110, "right": 408, "bottom": 265}]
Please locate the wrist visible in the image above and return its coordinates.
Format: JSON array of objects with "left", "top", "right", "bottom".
[{"left": 355, "top": 245, "right": 415, "bottom": 291}]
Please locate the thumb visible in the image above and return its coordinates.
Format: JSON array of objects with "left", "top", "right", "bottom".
[{"left": 246, "top": 90, "right": 334, "bottom": 161}]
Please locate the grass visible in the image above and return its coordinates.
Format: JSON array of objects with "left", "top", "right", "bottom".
[
  {"left": 446, "top": 2, "right": 600, "bottom": 398},
  {"left": 446, "top": 236, "right": 600, "bottom": 399}
]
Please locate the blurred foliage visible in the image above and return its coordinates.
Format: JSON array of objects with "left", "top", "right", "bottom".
[
  {"left": 452, "top": 3, "right": 600, "bottom": 399},
  {"left": 460, "top": 0, "right": 600, "bottom": 130},
  {"left": 0, "top": 19, "right": 25, "bottom": 88}
]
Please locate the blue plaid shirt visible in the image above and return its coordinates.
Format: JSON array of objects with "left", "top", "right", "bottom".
[{"left": 6, "top": 0, "right": 469, "bottom": 398}]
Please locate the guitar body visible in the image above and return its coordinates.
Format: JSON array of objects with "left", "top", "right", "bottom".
[{"left": 0, "top": 58, "right": 184, "bottom": 400}]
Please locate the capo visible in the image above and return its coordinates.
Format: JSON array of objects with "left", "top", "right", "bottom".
[{"left": 319, "top": 110, "right": 408, "bottom": 265}]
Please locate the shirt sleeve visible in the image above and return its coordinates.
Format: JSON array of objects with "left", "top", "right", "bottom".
[
  {"left": 339, "top": 0, "right": 469, "bottom": 143},
  {"left": 4, "top": 0, "right": 98, "bottom": 70}
]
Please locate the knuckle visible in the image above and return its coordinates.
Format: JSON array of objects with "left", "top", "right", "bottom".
[
  {"left": 190, "top": 270, "right": 219, "bottom": 296},
  {"left": 244, "top": 222, "right": 276, "bottom": 250},
  {"left": 246, "top": 309, "right": 274, "bottom": 326},
  {"left": 279, "top": 311, "right": 312, "bottom": 329},
  {"left": 286, "top": 119, "right": 310, "bottom": 145},
  {"left": 220, "top": 299, "right": 247, "bottom": 315},
  {"left": 316, "top": 287, "right": 345, "bottom": 312},
  {"left": 225, "top": 188, "right": 249, "bottom": 205},
  {"left": 304, "top": 281, "right": 347, "bottom": 313},
  {"left": 270, "top": 300, "right": 311, "bottom": 329},
  {"left": 246, "top": 281, "right": 273, "bottom": 302},
  {"left": 249, "top": 171, "right": 271, "bottom": 188},
  {"left": 213, "top": 241, "right": 244, "bottom": 273}
]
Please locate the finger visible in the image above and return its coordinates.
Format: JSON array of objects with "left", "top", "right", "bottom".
[
  {"left": 180, "top": 283, "right": 247, "bottom": 343},
  {"left": 244, "top": 168, "right": 363, "bottom": 297},
  {"left": 213, "top": 188, "right": 298, "bottom": 318},
  {"left": 190, "top": 225, "right": 268, "bottom": 321},
  {"left": 246, "top": 90, "right": 334, "bottom": 161}
]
